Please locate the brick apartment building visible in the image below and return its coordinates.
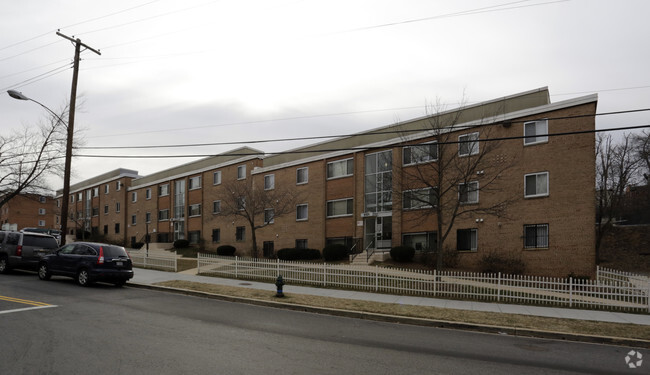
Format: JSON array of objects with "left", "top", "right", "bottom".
[
  {"left": 55, "top": 87, "right": 597, "bottom": 276},
  {"left": 0, "top": 192, "right": 58, "bottom": 231}
]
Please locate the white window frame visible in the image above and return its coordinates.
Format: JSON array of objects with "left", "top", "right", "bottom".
[
  {"left": 458, "top": 132, "right": 479, "bottom": 157},
  {"left": 264, "top": 174, "right": 275, "bottom": 190},
  {"left": 458, "top": 181, "right": 479, "bottom": 204},
  {"left": 403, "top": 187, "right": 437, "bottom": 209},
  {"left": 296, "top": 204, "right": 308, "bottom": 221},
  {"left": 237, "top": 165, "right": 247, "bottom": 180},
  {"left": 236, "top": 226, "right": 246, "bottom": 241},
  {"left": 403, "top": 142, "right": 438, "bottom": 165},
  {"left": 457, "top": 228, "right": 478, "bottom": 251},
  {"left": 326, "top": 198, "right": 354, "bottom": 218},
  {"left": 146, "top": 188, "right": 152, "bottom": 200},
  {"left": 131, "top": 214, "right": 137, "bottom": 225},
  {"left": 105, "top": 184, "right": 110, "bottom": 194},
  {"left": 39, "top": 196, "right": 47, "bottom": 203},
  {"left": 213, "top": 171, "right": 222, "bottom": 185},
  {"left": 131, "top": 192, "right": 137, "bottom": 203},
  {"left": 104, "top": 205, "right": 109, "bottom": 215},
  {"left": 189, "top": 176, "right": 202, "bottom": 190},
  {"left": 38, "top": 220, "right": 46, "bottom": 227},
  {"left": 296, "top": 167, "right": 308, "bottom": 185},
  {"left": 159, "top": 184, "right": 169, "bottom": 197},
  {"left": 524, "top": 172, "right": 549, "bottom": 198},
  {"left": 212, "top": 200, "right": 221, "bottom": 214},
  {"left": 264, "top": 208, "right": 275, "bottom": 224},
  {"left": 158, "top": 209, "right": 170, "bottom": 221},
  {"left": 145, "top": 212, "right": 152, "bottom": 223},
  {"left": 116, "top": 181, "right": 122, "bottom": 191},
  {"left": 116, "top": 202, "right": 121, "bottom": 213},
  {"left": 327, "top": 158, "right": 354, "bottom": 179},
  {"left": 93, "top": 187, "right": 99, "bottom": 197},
  {"left": 524, "top": 119, "right": 548, "bottom": 146},
  {"left": 189, "top": 203, "right": 202, "bottom": 217},
  {"left": 38, "top": 208, "right": 46, "bottom": 215}
]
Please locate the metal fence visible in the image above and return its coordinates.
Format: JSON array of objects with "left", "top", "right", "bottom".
[
  {"left": 130, "top": 251, "right": 178, "bottom": 272},
  {"left": 197, "top": 254, "right": 650, "bottom": 312}
]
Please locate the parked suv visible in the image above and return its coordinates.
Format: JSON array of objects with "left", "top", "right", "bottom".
[
  {"left": 22, "top": 227, "right": 62, "bottom": 244},
  {"left": 38, "top": 242, "right": 134, "bottom": 287},
  {"left": 0, "top": 231, "right": 60, "bottom": 273}
]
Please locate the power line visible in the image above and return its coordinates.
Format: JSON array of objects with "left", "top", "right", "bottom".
[
  {"left": 1, "top": 63, "right": 72, "bottom": 91},
  {"left": 74, "top": 124, "right": 650, "bottom": 159},
  {"left": 79, "top": 108, "right": 650, "bottom": 150}
]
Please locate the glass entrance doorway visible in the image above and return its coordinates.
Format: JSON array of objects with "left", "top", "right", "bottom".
[{"left": 364, "top": 216, "right": 392, "bottom": 251}]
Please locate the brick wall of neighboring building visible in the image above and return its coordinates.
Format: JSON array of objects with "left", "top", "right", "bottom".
[{"left": 0, "top": 193, "right": 57, "bottom": 230}]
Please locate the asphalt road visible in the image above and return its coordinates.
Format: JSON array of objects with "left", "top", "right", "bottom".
[{"left": 0, "top": 272, "right": 645, "bottom": 375}]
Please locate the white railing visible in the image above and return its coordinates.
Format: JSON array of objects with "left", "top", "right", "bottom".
[
  {"left": 130, "top": 251, "right": 177, "bottom": 272},
  {"left": 197, "top": 254, "right": 650, "bottom": 312},
  {"left": 597, "top": 266, "right": 650, "bottom": 294}
]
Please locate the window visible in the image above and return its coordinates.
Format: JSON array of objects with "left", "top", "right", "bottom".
[
  {"left": 159, "top": 184, "right": 169, "bottom": 196},
  {"left": 264, "top": 174, "right": 275, "bottom": 190},
  {"left": 457, "top": 229, "right": 477, "bottom": 251},
  {"left": 459, "top": 181, "right": 479, "bottom": 204},
  {"left": 212, "top": 228, "right": 221, "bottom": 243},
  {"left": 296, "top": 167, "right": 308, "bottom": 184},
  {"left": 263, "top": 241, "right": 274, "bottom": 257},
  {"left": 131, "top": 215, "right": 137, "bottom": 225},
  {"left": 189, "top": 203, "right": 202, "bottom": 217},
  {"left": 145, "top": 212, "right": 151, "bottom": 223},
  {"left": 403, "top": 142, "right": 438, "bottom": 165},
  {"left": 524, "top": 119, "right": 548, "bottom": 145},
  {"left": 39, "top": 196, "right": 46, "bottom": 203},
  {"left": 116, "top": 202, "right": 121, "bottom": 213},
  {"left": 403, "top": 188, "right": 438, "bottom": 209},
  {"left": 295, "top": 239, "right": 308, "bottom": 249},
  {"left": 524, "top": 224, "right": 549, "bottom": 249},
  {"left": 403, "top": 232, "right": 437, "bottom": 251},
  {"left": 237, "top": 165, "right": 246, "bottom": 180},
  {"left": 213, "top": 171, "right": 222, "bottom": 185},
  {"left": 237, "top": 197, "right": 246, "bottom": 211},
  {"left": 364, "top": 151, "right": 393, "bottom": 213},
  {"left": 458, "top": 132, "right": 479, "bottom": 156},
  {"left": 78, "top": 192, "right": 83, "bottom": 201},
  {"left": 326, "top": 198, "right": 353, "bottom": 217},
  {"left": 158, "top": 209, "right": 170, "bottom": 221},
  {"left": 92, "top": 208, "right": 99, "bottom": 216},
  {"left": 524, "top": 172, "right": 549, "bottom": 198},
  {"left": 212, "top": 200, "right": 221, "bottom": 214},
  {"left": 327, "top": 158, "right": 354, "bottom": 179},
  {"left": 38, "top": 208, "right": 46, "bottom": 215},
  {"left": 115, "top": 223, "right": 120, "bottom": 234},
  {"left": 105, "top": 184, "right": 109, "bottom": 194},
  {"left": 189, "top": 176, "right": 201, "bottom": 190},
  {"left": 116, "top": 181, "right": 122, "bottom": 191},
  {"left": 103, "top": 225, "right": 108, "bottom": 235},
  {"left": 146, "top": 188, "right": 152, "bottom": 200},
  {"left": 104, "top": 205, "right": 108, "bottom": 214},
  {"left": 189, "top": 231, "right": 201, "bottom": 244},
  {"left": 93, "top": 187, "right": 99, "bottom": 197},
  {"left": 296, "top": 204, "right": 308, "bottom": 221},
  {"left": 38, "top": 220, "right": 46, "bottom": 227},
  {"left": 57, "top": 199, "right": 60, "bottom": 208},
  {"left": 70, "top": 195, "right": 74, "bottom": 203},
  {"left": 264, "top": 208, "right": 275, "bottom": 224},
  {"left": 236, "top": 226, "right": 245, "bottom": 241},
  {"left": 131, "top": 192, "right": 137, "bottom": 203}
]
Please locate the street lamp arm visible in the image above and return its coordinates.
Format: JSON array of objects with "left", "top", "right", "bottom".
[{"left": 7, "top": 90, "right": 68, "bottom": 128}]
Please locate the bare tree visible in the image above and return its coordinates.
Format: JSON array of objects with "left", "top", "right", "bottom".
[
  {"left": 632, "top": 129, "right": 650, "bottom": 181},
  {"left": 220, "top": 179, "right": 302, "bottom": 257},
  {"left": 0, "top": 106, "right": 69, "bottom": 207},
  {"left": 595, "top": 133, "right": 640, "bottom": 261},
  {"left": 397, "top": 101, "right": 516, "bottom": 271}
]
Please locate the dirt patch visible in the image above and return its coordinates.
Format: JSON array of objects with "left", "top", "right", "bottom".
[{"left": 154, "top": 280, "right": 650, "bottom": 341}]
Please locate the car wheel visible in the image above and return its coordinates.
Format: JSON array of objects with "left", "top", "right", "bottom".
[
  {"left": 38, "top": 263, "right": 51, "bottom": 280},
  {"left": 76, "top": 269, "right": 91, "bottom": 287},
  {"left": 0, "top": 256, "right": 9, "bottom": 274}
]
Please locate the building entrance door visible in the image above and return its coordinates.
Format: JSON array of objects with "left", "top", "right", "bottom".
[{"left": 364, "top": 216, "right": 392, "bottom": 251}]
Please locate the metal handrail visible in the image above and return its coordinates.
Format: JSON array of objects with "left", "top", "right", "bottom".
[{"left": 365, "top": 240, "right": 375, "bottom": 263}]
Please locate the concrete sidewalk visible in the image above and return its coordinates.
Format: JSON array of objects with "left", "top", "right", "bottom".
[{"left": 130, "top": 268, "right": 650, "bottom": 326}]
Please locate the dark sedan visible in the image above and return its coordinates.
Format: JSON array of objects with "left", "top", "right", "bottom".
[{"left": 38, "top": 242, "right": 134, "bottom": 286}]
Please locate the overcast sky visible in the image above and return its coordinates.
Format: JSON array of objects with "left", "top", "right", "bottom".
[{"left": 2, "top": 0, "right": 650, "bottom": 190}]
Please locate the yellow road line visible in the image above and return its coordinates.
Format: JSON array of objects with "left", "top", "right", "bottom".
[{"left": 0, "top": 295, "right": 52, "bottom": 307}]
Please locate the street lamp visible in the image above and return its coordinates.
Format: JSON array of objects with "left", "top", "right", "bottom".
[{"left": 7, "top": 89, "right": 73, "bottom": 245}]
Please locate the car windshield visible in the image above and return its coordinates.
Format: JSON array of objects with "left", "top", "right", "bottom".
[
  {"left": 102, "top": 246, "right": 128, "bottom": 257},
  {"left": 23, "top": 235, "right": 59, "bottom": 248}
]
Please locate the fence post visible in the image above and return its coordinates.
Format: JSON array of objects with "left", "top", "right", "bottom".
[
  {"left": 375, "top": 265, "right": 379, "bottom": 292},
  {"left": 196, "top": 253, "right": 200, "bottom": 274},
  {"left": 174, "top": 251, "right": 177, "bottom": 272},
  {"left": 235, "top": 256, "right": 238, "bottom": 278},
  {"left": 323, "top": 262, "right": 326, "bottom": 287},
  {"left": 569, "top": 277, "right": 573, "bottom": 307},
  {"left": 647, "top": 281, "right": 650, "bottom": 313},
  {"left": 433, "top": 269, "right": 437, "bottom": 297},
  {"left": 497, "top": 272, "right": 501, "bottom": 302},
  {"left": 277, "top": 258, "right": 280, "bottom": 277}
]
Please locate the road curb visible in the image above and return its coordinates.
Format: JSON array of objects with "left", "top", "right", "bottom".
[{"left": 128, "top": 282, "right": 650, "bottom": 349}]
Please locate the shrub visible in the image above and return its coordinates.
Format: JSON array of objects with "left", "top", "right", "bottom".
[
  {"left": 322, "top": 244, "right": 348, "bottom": 261},
  {"left": 173, "top": 239, "right": 190, "bottom": 249},
  {"left": 479, "top": 252, "right": 525, "bottom": 275},
  {"left": 390, "top": 245, "right": 415, "bottom": 262},
  {"left": 216, "top": 245, "right": 236, "bottom": 256},
  {"left": 277, "top": 248, "right": 321, "bottom": 261}
]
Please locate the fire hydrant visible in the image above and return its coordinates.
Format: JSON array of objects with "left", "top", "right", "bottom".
[{"left": 275, "top": 275, "right": 285, "bottom": 297}]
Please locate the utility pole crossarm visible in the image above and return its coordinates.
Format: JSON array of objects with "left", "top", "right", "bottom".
[{"left": 56, "top": 31, "right": 101, "bottom": 56}]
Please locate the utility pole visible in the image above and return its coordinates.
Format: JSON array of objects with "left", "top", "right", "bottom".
[{"left": 56, "top": 30, "right": 100, "bottom": 246}]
